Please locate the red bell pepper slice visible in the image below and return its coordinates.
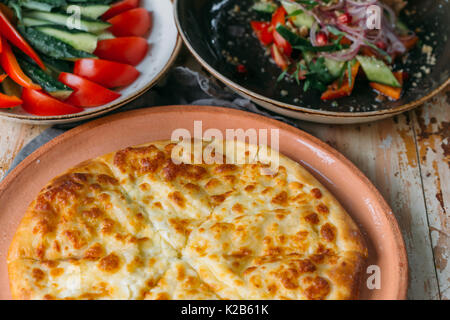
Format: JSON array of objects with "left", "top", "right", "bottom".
[
  {"left": 273, "top": 31, "right": 293, "bottom": 56},
  {"left": 102, "top": 0, "right": 140, "bottom": 20},
  {"left": 0, "top": 11, "right": 44, "bottom": 69},
  {"left": 0, "top": 40, "right": 41, "bottom": 90},
  {"left": 21, "top": 88, "right": 82, "bottom": 116},
  {"left": 250, "top": 21, "right": 273, "bottom": 46},
  {"left": 321, "top": 61, "right": 360, "bottom": 100},
  {"left": 58, "top": 72, "right": 121, "bottom": 107},
  {"left": 74, "top": 58, "right": 140, "bottom": 88},
  {"left": 0, "top": 92, "right": 22, "bottom": 108},
  {"left": 271, "top": 6, "right": 286, "bottom": 27},
  {"left": 94, "top": 37, "right": 149, "bottom": 66},
  {"left": 108, "top": 8, "right": 152, "bottom": 37},
  {"left": 369, "top": 71, "right": 403, "bottom": 100},
  {"left": 271, "top": 7, "right": 292, "bottom": 57},
  {"left": 400, "top": 35, "right": 419, "bottom": 51},
  {"left": 271, "top": 44, "right": 289, "bottom": 70}
]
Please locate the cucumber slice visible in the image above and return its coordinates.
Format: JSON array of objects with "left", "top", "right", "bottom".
[
  {"left": 24, "top": 10, "right": 111, "bottom": 33},
  {"left": 36, "top": 26, "right": 98, "bottom": 53},
  {"left": 17, "top": 57, "right": 73, "bottom": 100},
  {"left": 64, "top": 4, "right": 110, "bottom": 20},
  {"left": 21, "top": 17, "right": 49, "bottom": 27},
  {"left": 18, "top": 26, "right": 96, "bottom": 61},
  {"left": 41, "top": 55, "right": 74, "bottom": 74},
  {"left": 21, "top": 1, "right": 53, "bottom": 11},
  {"left": 281, "top": 0, "right": 315, "bottom": 28},
  {"left": 67, "top": 0, "right": 114, "bottom": 3},
  {"left": 356, "top": 55, "right": 401, "bottom": 87},
  {"left": 252, "top": 2, "right": 277, "bottom": 13},
  {"left": 324, "top": 58, "right": 345, "bottom": 78},
  {"left": 97, "top": 31, "right": 115, "bottom": 40}
]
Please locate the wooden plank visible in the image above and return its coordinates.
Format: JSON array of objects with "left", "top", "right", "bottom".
[
  {"left": 0, "top": 120, "right": 47, "bottom": 180},
  {"left": 412, "top": 89, "right": 450, "bottom": 300},
  {"left": 298, "top": 112, "right": 440, "bottom": 299}
]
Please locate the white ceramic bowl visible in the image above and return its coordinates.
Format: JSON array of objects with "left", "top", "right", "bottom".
[{"left": 0, "top": 0, "right": 182, "bottom": 125}]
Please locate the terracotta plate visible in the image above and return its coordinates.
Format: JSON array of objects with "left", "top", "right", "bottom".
[
  {"left": 0, "top": 106, "right": 407, "bottom": 299},
  {"left": 0, "top": 0, "right": 182, "bottom": 125}
]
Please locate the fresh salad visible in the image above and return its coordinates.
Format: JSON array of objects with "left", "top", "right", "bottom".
[
  {"left": 249, "top": 0, "right": 418, "bottom": 101},
  {"left": 0, "top": 0, "right": 151, "bottom": 115}
]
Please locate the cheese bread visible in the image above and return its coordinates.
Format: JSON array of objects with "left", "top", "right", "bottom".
[{"left": 8, "top": 139, "right": 367, "bottom": 300}]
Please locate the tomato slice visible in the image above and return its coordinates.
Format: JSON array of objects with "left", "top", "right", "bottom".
[
  {"left": 74, "top": 58, "right": 140, "bottom": 88},
  {"left": 0, "top": 40, "right": 41, "bottom": 90},
  {"left": 94, "top": 37, "right": 149, "bottom": 66},
  {"left": 0, "top": 92, "right": 22, "bottom": 108},
  {"left": 107, "top": 8, "right": 152, "bottom": 37},
  {"left": 0, "top": 11, "right": 44, "bottom": 69},
  {"left": 102, "top": 0, "right": 140, "bottom": 20},
  {"left": 271, "top": 7, "right": 292, "bottom": 57},
  {"left": 250, "top": 21, "right": 273, "bottom": 46},
  {"left": 22, "top": 88, "right": 82, "bottom": 116},
  {"left": 58, "top": 72, "right": 121, "bottom": 107}
]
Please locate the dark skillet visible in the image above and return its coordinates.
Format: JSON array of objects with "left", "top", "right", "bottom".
[{"left": 174, "top": 0, "right": 449, "bottom": 121}]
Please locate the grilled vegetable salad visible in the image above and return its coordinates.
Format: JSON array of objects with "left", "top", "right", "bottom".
[
  {"left": 249, "top": 0, "right": 418, "bottom": 101},
  {"left": 0, "top": 0, "right": 151, "bottom": 115}
]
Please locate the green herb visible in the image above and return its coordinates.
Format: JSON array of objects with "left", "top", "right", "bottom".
[
  {"left": 347, "top": 60, "right": 352, "bottom": 87},
  {"left": 294, "top": 43, "right": 345, "bottom": 53},
  {"left": 326, "top": 26, "right": 353, "bottom": 50},
  {"left": 277, "top": 69, "right": 289, "bottom": 82},
  {"left": 303, "top": 57, "right": 334, "bottom": 92},
  {"left": 337, "top": 62, "right": 346, "bottom": 87},
  {"left": 327, "top": 25, "right": 345, "bottom": 36},
  {"left": 287, "top": 9, "right": 304, "bottom": 18},
  {"left": 363, "top": 40, "right": 392, "bottom": 63},
  {"left": 276, "top": 25, "right": 347, "bottom": 53},
  {"left": 292, "top": 62, "right": 304, "bottom": 85},
  {"left": 296, "top": 0, "right": 319, "bottom": 10},
  {"left": 303, "top": 79, "right": 311, "bottom": 91}
]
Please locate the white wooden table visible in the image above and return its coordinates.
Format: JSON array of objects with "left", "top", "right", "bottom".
[{"left": 0, "top": 57, "right": 448, "bottom": 300}]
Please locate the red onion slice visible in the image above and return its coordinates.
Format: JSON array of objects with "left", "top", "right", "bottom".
[
  {"left": 310, "top": 22, "right": 319, "bottom": 46},
  {"left": 322, "top": 36, "right": 363, "bottom": 61},
  {"left": 346, "top": 0, "right": 377, "bottom": 6}
]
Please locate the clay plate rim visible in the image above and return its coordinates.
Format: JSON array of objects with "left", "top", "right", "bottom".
[{"left": 0, "top": 106, "right": 408, "bottom": 299}]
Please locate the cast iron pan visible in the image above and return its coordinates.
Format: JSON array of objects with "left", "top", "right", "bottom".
[{"left": 175, "top": 0, "right": 449, "bottom": 121}]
